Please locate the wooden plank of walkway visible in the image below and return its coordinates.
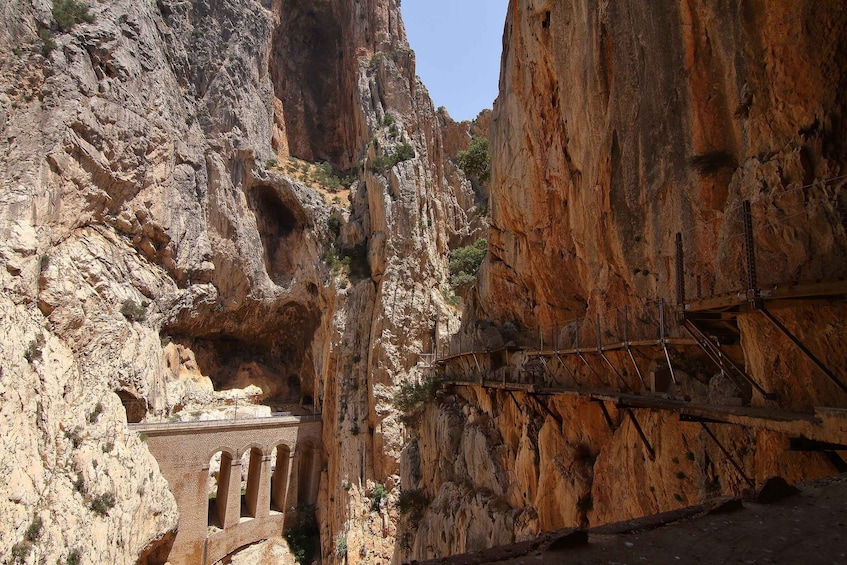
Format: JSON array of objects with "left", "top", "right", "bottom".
[
  {"left": 443, "top": 380, "right": 847, "bottom": 445},
  {"left": 685, "top": 279, "right": 847, "bottom": 313},
  {"left": 435, "top": 338, "right": 697, "bottom": 365}
]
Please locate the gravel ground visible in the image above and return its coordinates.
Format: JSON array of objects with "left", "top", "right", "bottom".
[{"left": 416, "top": 474, "right": 847, "bottom": 565}]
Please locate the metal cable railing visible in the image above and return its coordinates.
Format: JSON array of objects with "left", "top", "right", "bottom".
[
  {"left": 438, "top": 298, "right": 686, "bottom": 360},
  {"left": 129, "top": 413, "right": 323, "bottom": 432}
]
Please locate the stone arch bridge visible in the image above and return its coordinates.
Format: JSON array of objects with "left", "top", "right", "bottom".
[{"left": 131, "top": 414, "right": 322, "bottom": 565}]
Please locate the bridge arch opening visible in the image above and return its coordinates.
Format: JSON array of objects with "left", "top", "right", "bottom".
[
  {"left": 242, "top": 446, "right": 265, "bottom": 519},
  {"left": 271, "top": 444, "right": 291, "bottom": 512},
  {"left": 297, "top": 440, "right": 321, "bottom": 506},
  {"left": 208, "top": 449, "right": 235, "bottom": 529}
]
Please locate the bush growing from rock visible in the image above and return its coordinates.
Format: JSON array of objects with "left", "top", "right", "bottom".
[
  {"left": 52, "top": 0, "right": 94, "bottom": 32},
  {"left": 448, "top": 238, "right": 487, "bottom": 290},
  {"left": 370, "top": 482, "right": 388, "bottom": 511},
  {"left": 393, "top": 376, "right": 439, "bottom": 425},
  {"left": 456, "top": 135, "right": 491, "bottom": 184},
  {"left": 120, "top": 298, "right": 148, "bottom": 321},
  {"left": 89, "top": 492, "right": 116, "bottom": 516},
  {"left": 284, "top": 504, "right": 318, "bottom": 564}
]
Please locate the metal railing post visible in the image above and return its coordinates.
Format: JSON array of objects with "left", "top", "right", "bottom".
[
  {"left": 742, "top": 200, "right": 761, "bottom": 306},
  {"left": 675, "top": 232, "right": 685, "bottom": 306}
]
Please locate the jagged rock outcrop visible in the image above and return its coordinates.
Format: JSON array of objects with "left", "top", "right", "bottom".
[
  {"left": 402, "top": 0, "right": 847, "bottom": 560},
  {"left": 0, "top": 0, "right": 483, "bottom": 563}
]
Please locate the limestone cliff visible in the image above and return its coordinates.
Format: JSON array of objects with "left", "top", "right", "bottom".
[
  {"left": 401, "top": 0, "right": 847, "bottom": 560},
  {"left": 0, "top": 0, "right": 483, "bottom": 563}
]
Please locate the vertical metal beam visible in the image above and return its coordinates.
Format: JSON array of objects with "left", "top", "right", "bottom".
[
  {"left": 742, "top": 200, "right": 760, "bottom": 304},
  {"left": 554, "top": 322, "right": 558, "bottom": 352},
  {"left": 575, "top": 319, "right": 581, "bottom": 351},
  {"left": 596, "top": 314, "right": 602, "bottom": 351},
  {"left": 700, "top": 422, "right": 755, "bottom": 487},
  {"left": 675, "top": 232, "right": 685, "bottom": 306},
  {"left": 625, "top": 408, "right": 656, "bottom": 460}
]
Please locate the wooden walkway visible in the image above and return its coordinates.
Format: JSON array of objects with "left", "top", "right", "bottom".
[
  {"left": 684, "top": 278, "right": 847, "bottom": 313},
  {"left": 442, "top": 378, "right": 847, "bottom": 447},
  {"left": 435, "top": 338, "right": 696, "bottom": 364}
]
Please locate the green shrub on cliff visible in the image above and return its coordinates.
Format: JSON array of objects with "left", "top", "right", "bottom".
[
  {"left": 456, "top": 135, "right": 490, "bottom": 184},
  {"left": 448, "top": 238, "right": 487, "bottom": 290},
  {"left": 393, "top": 375, "right": 439, "bottom": 425},
  {"left": 284, "top": 504, "right": 319, "bottom": 564},
  {"left": 52, "top": 0, "right": 94, "bottom": 32},
  {"left": 370, "top": 142, "right": 415, "bottom": 173},
  {"left": 370, "top": 482, "right": 388, "bottom": 511},
  {"left": 398, "top": 488, "right": 429, "bottom": 525}
]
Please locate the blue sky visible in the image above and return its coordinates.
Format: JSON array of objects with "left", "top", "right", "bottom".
[{"left": 401, "top": 0, "right": 509, "bottom": 122}]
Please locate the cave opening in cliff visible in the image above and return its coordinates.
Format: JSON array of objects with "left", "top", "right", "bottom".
[
  {"left": 161, "top": 303, "right": 319, "bottom": 415},
  {"left": 117, "top": 390, "right": 146, "bottom": 423},
  {"left": 248, "top": 184, "right": 306, "bottom": 285},
  {"left": 270, "top": 0, "right": 353, "bottom": 168}
]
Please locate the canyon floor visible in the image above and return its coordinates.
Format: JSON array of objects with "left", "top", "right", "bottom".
[{"left": 422, "top": 474, "right": 847, "bottom": 565}]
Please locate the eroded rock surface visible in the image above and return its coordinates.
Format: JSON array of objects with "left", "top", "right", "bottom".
[
  {"left": 0, "top": 0, "right": 482, "bottom": 563},
  {"left": 400, "top": 0, "right": 847, "bottom": 561}
]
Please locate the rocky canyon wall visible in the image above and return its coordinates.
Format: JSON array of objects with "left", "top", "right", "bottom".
[
  {"left": 401, "top": 0, "right": 847, "bottom": 561},
  {"left": 483, "top": 0, "right": 847, "bottom": 327},
  {"left": 0, "top": 0, "right": 483, "bottom": 563}
]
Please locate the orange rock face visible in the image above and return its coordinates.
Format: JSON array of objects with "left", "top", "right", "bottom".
[
  {"left": 402, "top": 0, "right": 847, "bottom": 560},
  {"left": 482, "top": 0, "right": 847, "bottom": 327}
]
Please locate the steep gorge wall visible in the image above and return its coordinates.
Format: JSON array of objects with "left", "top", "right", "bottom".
[
  {"left": 483, "top": 0, "right": 847, "bottom": 327},
  {"left": 0, "top": 0, "right": 483, "bottom": 563},
  {"left": 403, "top": 0, "right": 847, "bottom": 561}
]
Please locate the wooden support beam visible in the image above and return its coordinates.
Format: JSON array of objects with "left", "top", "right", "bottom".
[{"left": 679, "top": 413, "right": 729, "bottom": 425}]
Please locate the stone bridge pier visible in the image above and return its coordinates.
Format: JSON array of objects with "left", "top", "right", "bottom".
[{"left": 131, "top": 415, "right": 322, "bottom": 564}]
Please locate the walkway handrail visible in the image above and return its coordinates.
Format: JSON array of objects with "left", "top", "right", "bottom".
[
  {"left": 129, "top": 413, "right": 322, "bottom": 433},
  {"left": 437, "top": 298, "right": 688, "bottom": 362}
]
